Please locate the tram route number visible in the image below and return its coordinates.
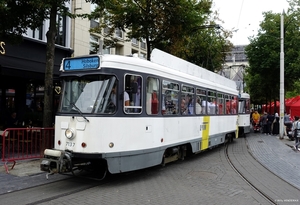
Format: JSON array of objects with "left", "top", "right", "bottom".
[
  {"left": 66, "top": 142, "right": 75, "bottom": 147},
  {"left": 200, "top": 124, "right": 207, "bottom": 131}
]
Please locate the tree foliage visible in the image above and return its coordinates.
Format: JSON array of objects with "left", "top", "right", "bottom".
[
  {"left": 0, "top": 0, "right": 46, "bottom": 42},
  {"left": 170, "top": 26, "right": 233, "bottom": 72},
  {"left": 90, "top": 0, "right": 213, "bottom": 60},
  {"left": 245, "top": 2, "right": 300, "bottom": 105}
]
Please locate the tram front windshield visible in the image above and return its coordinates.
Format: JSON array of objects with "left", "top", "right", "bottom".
[{"left": 58, "top": 75, "right": 117, "bottom": 114}]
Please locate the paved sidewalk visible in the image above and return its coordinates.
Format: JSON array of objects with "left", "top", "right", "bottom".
[
  {"left": 0, "top": 159, "right": 43, "bottom": 177},
  {"left": 246, "top": 134, "right": 300, "bottom": 189}
]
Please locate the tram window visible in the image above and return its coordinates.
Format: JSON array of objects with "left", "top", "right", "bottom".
[
  {"left": 146, "top": 77, "right": 159, "bottom": 115},
  {"left": 101, "top": 79, "right": 118, "bottom": 114},
  {"left": 217, "top": 93, "right": 225, "bottom": 115},
  {"left": 231, "top": 96, "right": 238, "bottom": 114},
  {"left": 181, "top": 85, "right": 194, "bottom": 115},
  {"left": 197, "top": 88, "right": 206, "bottom": 115},
  {"left": 59, "top": 75, "right": 118, "bottom": 114},
  {"left": 162, "top": 80, "right": 179, "bottom": 115},
  {"left": 208, "top": 91, "right": 216, "bottom": 114},
  {"left": 239, "top": 97, "right": 251, "bottom": 114},
  {"left": 238, "top": 100, "right": 245, "bottom": 114},
  {"left": 225, "top": 95, "right": 230, "bottom": 114},
  {"left": 124, "top": 74, "right": 142, "bottom": 114},
  {"left": 195, "top": 96, "right": 202, "bottom": 115},
  {"left": 246, "top": 98, "right": 250, "bottom": 114}
]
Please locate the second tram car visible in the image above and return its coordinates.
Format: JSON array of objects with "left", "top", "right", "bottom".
[
  {"left": 238, "top": 93, "right": 251, "bottom": 137},
  {"left": 41, "top": 49, "right": 249, "bottom": 175}
]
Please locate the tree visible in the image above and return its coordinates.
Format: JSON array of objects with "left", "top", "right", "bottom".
[
  {"left": 90, "top": 0, "right": 213, "bottom": 60},
  {"left": 245, "top": 5, "right": 300, "bottom": 105},
  {"left": 169, "top": 25, "right": 233, "bottom": 72},
  {"left": 1, "top": 0, "right": 97, "bottom": 127},
  {"left": 0, "top": 0, "right": 46, "bottom": 42}
]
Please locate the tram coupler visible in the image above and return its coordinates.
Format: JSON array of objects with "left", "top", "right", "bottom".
[{"left": 40, "top": 149, "right": 72, "bottom": 175}]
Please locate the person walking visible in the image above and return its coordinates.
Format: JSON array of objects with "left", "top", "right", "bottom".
[
  {"left": 261, "top": 112, "right": 268, "bottom": 135},
  {"left": 292, "top": 116, "right": 300, "bottom": 151}
]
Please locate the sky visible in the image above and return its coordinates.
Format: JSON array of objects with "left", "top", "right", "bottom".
[{"left": 212, "top": 0, "right": 289, "bottom": 45}]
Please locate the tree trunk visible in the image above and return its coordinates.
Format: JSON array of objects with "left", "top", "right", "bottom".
[{"left": 43, "top": 4, "right": 57, "bottom": 127}]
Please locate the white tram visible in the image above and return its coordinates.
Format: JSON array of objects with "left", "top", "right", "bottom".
[
  {"left": 238, "top": 93, "right": 251, "bottom": 137},
  {"left": 41, "top": 49, "right": 248, "bottom": 175}
]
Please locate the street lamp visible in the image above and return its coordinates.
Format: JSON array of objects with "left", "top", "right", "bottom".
[{"left": 279, "top": 11, "right": 285, "bottom": 139}]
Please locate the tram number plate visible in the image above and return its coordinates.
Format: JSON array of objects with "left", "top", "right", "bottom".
[{"left": 66, "top": 142, "right": 75, "bottom": 147}]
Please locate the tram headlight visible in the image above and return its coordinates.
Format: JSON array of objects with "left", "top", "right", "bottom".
[{"left": 65, "top": 128, "right": 75, "bottom": 139}]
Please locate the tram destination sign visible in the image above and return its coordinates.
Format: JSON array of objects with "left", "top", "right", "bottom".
[{"left": 63, "top": 56, "right": 100, "bottom": 71}]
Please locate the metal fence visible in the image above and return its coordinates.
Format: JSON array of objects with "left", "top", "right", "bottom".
[{"left": 1, "top": 127, "right": 54, "bottom": 173}]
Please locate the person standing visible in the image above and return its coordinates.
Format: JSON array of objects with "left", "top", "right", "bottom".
[
  {"left": 187, "top": 95, "right": 194, "bottom": 115},
  {"left": 6, "top": 112, "right": 18, "bottom": 128},
  {"left": 272, "top": 113, "right": 280, "bottom": 135},
  {"left": 261, "top": 112, "right": 268, "bottom": 135},
  {"left": 267, "top": 112, "right": 275, "bottom": 135},
  {"left": 292, "top": 116, "right": 300, "bottom": 151},
  {"left": 195, "top": 97, "right": 202, "bottom": 114},
  {"left": 284, "top": 112, "right": 291, "bottom": 124}
]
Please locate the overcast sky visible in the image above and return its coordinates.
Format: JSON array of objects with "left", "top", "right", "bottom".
[{"left": 212, "top": 0, "right": 289, "bottom": 45}]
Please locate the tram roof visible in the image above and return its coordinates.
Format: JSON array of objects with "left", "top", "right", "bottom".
[
  {"left": 61, "top": 49, "right": 238, "bottom": 94},
  {"left": 101, "top": 49, "right": 237, "bottom": 94}
]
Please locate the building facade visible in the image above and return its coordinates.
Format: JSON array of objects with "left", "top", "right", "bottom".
[
  {"left": 71, "top": 1, "right": 147, "bottom": 58},
  {"left": 221, "top": 45, "right": 248, "bottom": 93},
  {"left": 0, "top": 3, "right": 73, "bottom": 128}
]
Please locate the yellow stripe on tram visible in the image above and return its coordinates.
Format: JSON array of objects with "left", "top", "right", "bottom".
[{"left": 201, "top": 116, "right": 210, "bottom": 150}]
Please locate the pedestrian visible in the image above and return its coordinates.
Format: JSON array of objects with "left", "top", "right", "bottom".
[
  {"left": 252, "top": 110, "right": 260, "bottom": 127},
  {"left": 292, "top": 116, "right": 300, "bottom": 151},
  {"left": 272, "top": 113, "right": 280, "bottom": 135},
  {"left": 261, "top": 112, "right": 268, "bottom": 135},
  {"left": 267, "top": 112, "right": 275, "bottom": 135},
  {"left": 6, "top": 111, "right": 18, "bottom": 128},
  {"left": 284, "top": 112, "right": 291, "bottom": 124}
]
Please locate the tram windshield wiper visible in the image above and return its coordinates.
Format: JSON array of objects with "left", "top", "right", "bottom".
[{"left": 71, "top": 102, "right": 90, "bottom": 122}]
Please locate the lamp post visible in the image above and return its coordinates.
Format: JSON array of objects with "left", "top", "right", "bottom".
[{"left": 279, "top": 11, "right": 285, "bottom": 139}]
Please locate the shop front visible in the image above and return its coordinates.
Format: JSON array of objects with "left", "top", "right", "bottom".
[{"left": 0, "top": 37, "right": 73, "bottom": 129}]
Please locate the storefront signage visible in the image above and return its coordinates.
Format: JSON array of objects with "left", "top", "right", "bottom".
[{"left": 0, "top": 41, "right": 5, "bottom": 55}]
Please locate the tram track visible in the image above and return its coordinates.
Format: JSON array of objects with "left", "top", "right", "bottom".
[
  {"left": 0, "top": 172, "right": 114, "bottom": 204},
  {"left": 225, "top": 138, "right": 300, "bottom": 205},
  {"left": 225, "top": 142, "right": 275, "bottom": 204}
]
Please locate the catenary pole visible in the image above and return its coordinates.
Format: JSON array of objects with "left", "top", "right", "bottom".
[{"left": 280, "top": 11, "right": 285, "bottom": 139}]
